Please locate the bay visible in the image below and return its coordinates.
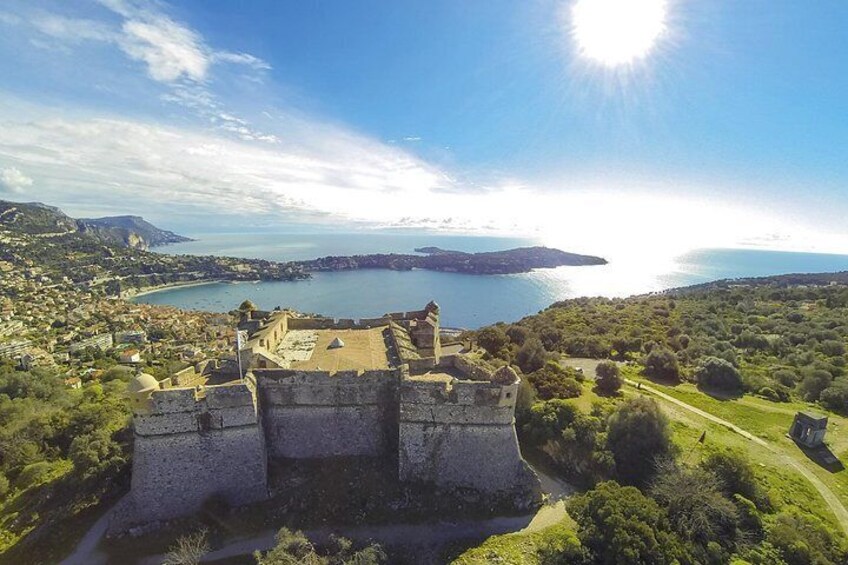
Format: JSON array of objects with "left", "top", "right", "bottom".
[{"left": 135, "top": 234, "right": 848, "bottom": 328}]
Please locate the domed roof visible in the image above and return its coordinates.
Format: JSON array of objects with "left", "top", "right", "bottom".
[{"left": 128, "top": 372, "right": 159, "bottom": 394}]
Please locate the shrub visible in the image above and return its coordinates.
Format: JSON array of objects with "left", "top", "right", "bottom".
[
  {"left": 643, "top": 347, "right": 681, "bottom": 382},
  {"left": 607, "top": 397, "right": 672, "bottom": 486},
  {"left": 16, "top": 461, "right": 58, "bottom": 490},
  {"left": 529, "top": 362, "right": 582, "bottom": 400},
  {"left": 516, "top": 337, "right": 549, "bottom": 373},
  {"left": 700, "top": 451, "right": 763, "bottom": 508},
  {"left": 569, "top": 481, "right": 690, "bottom": 565},
  {"left": 650, "top": 461, "right": 739, "bottom": 549},
  {"left": 695, "top": 357, "right": 742, "bottom": 391},
  {"left": 820, "top": 379, "right": 848, "bottom": 414},
  {"left": 595, "top": 361, "right": 623, "bottom": 394},
  {"left": 797, "top": 369, "right": 833, "bottom": 402}
]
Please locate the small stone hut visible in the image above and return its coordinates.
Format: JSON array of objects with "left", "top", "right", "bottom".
[{"left": 789, "top": 411, "right": 828, "bottom": 448}]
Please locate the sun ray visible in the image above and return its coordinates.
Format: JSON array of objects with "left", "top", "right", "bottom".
[{"left": 571, "top": 0, "right": 668, "bottom": 67}]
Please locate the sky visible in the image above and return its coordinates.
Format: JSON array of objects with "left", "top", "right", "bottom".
[{"left": 0, "top": 0, "right": 847, "bottom": 258}]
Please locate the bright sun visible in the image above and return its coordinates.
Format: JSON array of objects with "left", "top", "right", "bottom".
[{"left": 571, "top": 0, "right": 668, "bottom": 67}]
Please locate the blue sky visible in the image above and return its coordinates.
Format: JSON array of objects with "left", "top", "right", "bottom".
[{"left": 0, "top": 0, "right": 846, "bottom": 256}]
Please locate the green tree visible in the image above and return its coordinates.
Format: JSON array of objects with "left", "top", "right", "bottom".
[
  {"left": 595, "top": 361, "right": 622, "bottom": 394},
  {"left": 643, "top": 347, "right": 680, "bottom": 382},
  {"left": 695, "top": 357, "right": 742, "bottom": 392},
  {"left": 529, "top": 361, "right": 582, "bottom": 400},
  {"left": 607, "top": 397, "right": 672, "bottom": 486},
  {"left": 476, "top": 326, "right": 509, "bottom": 356},
  {"left": 569, "top": 481, "right": 690, "bottom": 565},
  {"left": 650, "top": 460, "right": 739, "bottom": 551},
  {"left": 820, "top": 379, "right": 848, "bottom": 414},
  {"left": 68, "top": 428, "right": 125, "bottom": 478},
  {"left": 797, "top": 369, "right": 832, "bottom": 402},
  {"left": 516, "top": 337, "right": 549, "bottom": 373}
]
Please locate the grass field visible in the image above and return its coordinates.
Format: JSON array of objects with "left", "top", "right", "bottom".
[{"left": 624, "top": 368, "right": 848, "bottom": 532}]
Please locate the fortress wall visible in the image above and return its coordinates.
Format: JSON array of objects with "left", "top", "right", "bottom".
[
  {"left": 398, "top": 422, "right": 535, "bottom": 494},
  {"left": 287, "top": 317, "right": 336, "bottom": 330},
  {"left": 125, "top": 381, "right": 269, "bottom": 527},
  {"left": 400, "top": 403, "right": 514, "bottom": 426},
  {"left": 257, "top": 370, "right": 399, "bottom": 459},
  {"left": 398, "top": 377, "right": 537, "bottom": 497},
  {"left": 443, "top": 355, "right": 492, "bottom": 382},
  {"left": 406, "top": 357, "right": 437, "bottom": 373},
  {"left": 129, "top": 425, "right": 268, "bottom": 525}
]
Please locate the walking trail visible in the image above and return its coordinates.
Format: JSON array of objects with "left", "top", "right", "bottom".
[
  {"left": 626, "top": 379, "right": 848, "bottom": 537},
  {"left": 63, "top": 465, "right": 573, "bottom": 565}
]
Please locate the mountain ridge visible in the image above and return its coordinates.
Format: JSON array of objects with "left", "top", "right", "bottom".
[{"left": 0, "top": 200, "right": 192, "bottom": 249}]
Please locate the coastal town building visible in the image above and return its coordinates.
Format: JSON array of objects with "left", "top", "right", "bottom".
[{"left": 113, "top": 302, "right": 541, "bottom": 531}]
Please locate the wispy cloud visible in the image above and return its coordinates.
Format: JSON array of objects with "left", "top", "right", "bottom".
[
  {"left": 0, "top": 166, "right": 33, "bottom": 193},
  {"left": 15, "top": 1, "right": 277, "bottom": 143}
]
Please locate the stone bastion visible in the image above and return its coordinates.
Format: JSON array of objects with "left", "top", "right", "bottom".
[{"left": 113, "top": 302, "right": 541, "bottom": 532}]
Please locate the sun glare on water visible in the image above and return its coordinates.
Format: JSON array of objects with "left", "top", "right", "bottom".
[{"left": 571, "top": 0, "right": 668, "bottom": 67}]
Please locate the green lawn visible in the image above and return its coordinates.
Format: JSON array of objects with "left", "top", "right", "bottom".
[
  {"left": 450, "top": 519, "right": 581, "bottom": 565},
  {"left": 624, "top": 371, "right": 848, "bottom": 531}
]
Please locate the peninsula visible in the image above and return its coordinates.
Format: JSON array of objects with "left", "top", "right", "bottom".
[
  {"left": 0, "top": 200, "right": 608, "bottom": 297},
  {"left": 300, "top": 246, "right": 607, "bottom": 275}
]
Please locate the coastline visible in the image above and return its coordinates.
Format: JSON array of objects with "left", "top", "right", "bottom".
[{"left": 123, "top": 279, "right": 224, "bottom": 300}]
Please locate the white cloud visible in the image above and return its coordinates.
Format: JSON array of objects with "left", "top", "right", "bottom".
[
  {"left": 0, "top": 167, "right": 33, "bottom": 193},
  {"left": 33, "top": 15, "right": 116, "bottom": 43},
  {"left": 118, "top": 17, "right": 210, "bottom": 82},
  {"left": 1, "top": 110, "right": 837, "bottom": 258},
  {"left": 32, "top": 9, "right": 269, "bottom": 84},
  {"left": 0, "top": 11, "right": 22, "bottom": 26},
  {"left": 213, "top": 51, "right": 271, "bottom": 71}
]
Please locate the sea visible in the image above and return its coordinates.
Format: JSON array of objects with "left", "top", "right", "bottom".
[{"left": 133, "top": 233, "right": 848, "bottom": 329}]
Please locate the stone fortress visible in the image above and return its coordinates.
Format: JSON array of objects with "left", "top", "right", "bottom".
[{"left": 115, "top": 301, "right": 541, "bottom": 531}]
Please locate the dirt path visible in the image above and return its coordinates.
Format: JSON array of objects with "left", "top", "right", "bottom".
[
  {"left": 60, "top": 497, "right": 127, "bottom": 565},
  {"left": 63, "top": 464, "right": 571, "bottom": 565},
  {"left": 627, "top": 379, "right": 848, "bottom": 536}
]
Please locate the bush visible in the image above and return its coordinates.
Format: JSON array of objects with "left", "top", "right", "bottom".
[
  {"left": 773, "top": 369, "right": 799, "bottom": 387},
  {"left": 16, "top": 461, "right": 59, "bottom": 490},
  {"left": 516, "top": 337, "right": 549, "bottom": 374},
  {"left": 643, "top": 347, "right": 681, "bottom": 382},
  {"left": 757, "top": 386, "right": 790, "bottom": 403},
  {"left": 797, "top": 369, "right": 833, "bottom": 402},
  {"left": 695, "top": 357, "right": 742, "bottom": 391},
  {"left": 700, "top": 451, "right": 763, "bottom": 507},
  {"left": 607, "top": 397, "right": 672, "bottom": 486},
  {"left": 569, "top": 481, "right": 690, "bottom": 565},
  {"left": 650, "top": 461, "right": 739, "bottom": 550},
  {"left": 477, "top": 326, "right": 509, "bottom": 356},
  {"left": 820, "top": 379, "right": 848, "bottom": 413},
  {"left": 529, "top": 361, "right": 582, "bottom": 400},
  {"left": 595, "top": 361, "right": 622, "bottom": 394},
  {"left": 767, "top": 509, "right": 846, "bottom": 565}
]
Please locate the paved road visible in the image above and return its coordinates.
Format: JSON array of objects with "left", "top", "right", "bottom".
[{"left": 627, "top": 379, "right": 848, "bottom": 537}]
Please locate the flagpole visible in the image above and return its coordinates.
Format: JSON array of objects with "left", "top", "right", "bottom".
[{"left": 236, "top": 328, "right": 244, "bottom": 382}]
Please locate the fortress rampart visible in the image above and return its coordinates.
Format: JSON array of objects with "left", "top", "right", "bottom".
[
  {"left": 117, "top": 302, "right": 540, "bottom": 532},
  {"left": 118, "top": 378, "right": 268, "bottom": 530},
  {"left": 256, "top": 369, "right": 400, "bottom": 458}
]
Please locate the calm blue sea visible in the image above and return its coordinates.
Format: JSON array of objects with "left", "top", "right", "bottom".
[{"left": 135, "top": 233, "right": 848, "bottom": 328}]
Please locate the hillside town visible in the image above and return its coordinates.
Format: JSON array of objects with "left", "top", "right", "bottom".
[{"left": 0, "top": 210, "right": 244, "bottom": 384}]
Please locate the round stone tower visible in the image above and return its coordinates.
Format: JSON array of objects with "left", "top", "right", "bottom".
[{"left": 127, "top": 372, "right": 159, "bottom": 414}]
